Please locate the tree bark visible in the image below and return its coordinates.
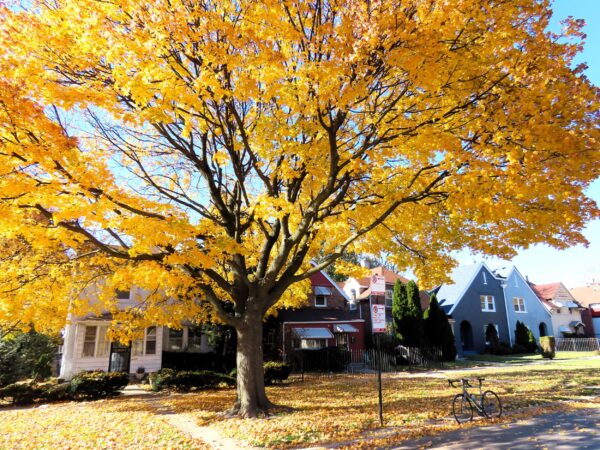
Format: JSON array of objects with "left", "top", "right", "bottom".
[{"left": 229, "top": 310, "right": 275, "bottom": 418}]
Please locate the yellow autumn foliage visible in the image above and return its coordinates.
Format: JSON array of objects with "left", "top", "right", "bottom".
[{"left": 0, "top": 0, "right": 597, "bottom": 341}]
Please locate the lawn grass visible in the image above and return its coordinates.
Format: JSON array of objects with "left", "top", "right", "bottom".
[
  {"left": 464, "top": 351, "right": 599, "bottom": 364},
  {"left": 162, "top": 357, "right": 600, "bottom": 448},
  {"left": 1, "top": 357, "right": 598, "bottom": 449}
]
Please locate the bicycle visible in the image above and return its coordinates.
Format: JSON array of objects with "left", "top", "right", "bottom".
[{"left": 448, "top": 377, "right": 502, "bottom": 424}]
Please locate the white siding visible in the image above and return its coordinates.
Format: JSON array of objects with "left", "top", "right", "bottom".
[
  {"left": 71, "top": 323, "right": 110, "bottom": 374},
  {"left": 130, "top": 328, "right": 163, "bottom": 374},
  {"left": 64, "top": 321, "right": 165, "bottom": 379}
]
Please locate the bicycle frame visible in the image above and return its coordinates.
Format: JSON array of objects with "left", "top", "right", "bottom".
[{"left": 449, "top": 377, "right": 502, "bottom": 424}]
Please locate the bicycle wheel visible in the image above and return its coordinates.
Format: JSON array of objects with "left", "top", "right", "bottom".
[
  {"left": 482, "top": 390, "right": 502, "bottom": 418},
  {"left": 452, "top": 393, "right": 473, "bottom": 424}
]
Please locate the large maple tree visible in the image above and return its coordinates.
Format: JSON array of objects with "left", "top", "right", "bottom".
[{"left": 0, "top": 0, "right": 598, "bottom": 416}]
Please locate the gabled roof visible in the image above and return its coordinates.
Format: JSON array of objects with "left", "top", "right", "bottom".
[
  {"left": 529, "top": 281, "right": 583, "bottom": 310},
  {"left": 309, "top": 261, "right": 350, "bottom": 301},
  {"left": 355, "top": 266, "right": 410, "bottom": 299},
  {"left": 435, "top": 263, "right": 488, "bottom": 314},
  {"left": 570, "top": 284, "right": 600, "bottom": 307},
  {"left": 530, "top": 282, "right": 561, "bottom": 301}
]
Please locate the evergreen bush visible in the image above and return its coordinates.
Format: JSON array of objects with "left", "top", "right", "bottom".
[
  {"left": 423, "top": 294, "right": 457, "bottom": 361},
  {"left": 392, "top": 280, "right": 427, "bottom": 348},
  {"left": 514, "top": 321, "right": 537, "bottom": 353}
]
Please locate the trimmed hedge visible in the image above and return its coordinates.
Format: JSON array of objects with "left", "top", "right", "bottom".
[
  {"left": 0, "top": 371, "right": 127, "bottom": 406},
  {"left": 150, "top": 368, "right": 234, "bottom": 392},
  {"left": 0, "top": 381, "right": 47, "bottom": 405},
  {"left": 68, "top": 370, "right": 129, "bottom": 399},
  {"left": 264, "top": 362, "right": 291, "bottom": 385},
  {"left": 540, "top": 336, "right": 556, "bottom": 359}
]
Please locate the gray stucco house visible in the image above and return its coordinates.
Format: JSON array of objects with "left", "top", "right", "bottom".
[
  {"left": 432, "top": 262, "right": 552, "bottom": 356},
  {"left": 502, "top": 267, "right": 553, "bottom": 343}
]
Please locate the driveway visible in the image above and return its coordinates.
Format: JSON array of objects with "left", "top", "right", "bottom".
[{"left": 392, "top": 407, "right": 600, "bottom": 449}]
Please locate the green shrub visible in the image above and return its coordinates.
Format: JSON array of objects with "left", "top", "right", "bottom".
[
  {"left": 0, "top": 330, "right": 58, "bottom": 387},
  {"left": 0, "top": 381, "right": 45, "bottom": 405},
  {"left": 173, "top": 370, "right": 234, "bottom": 392},
  {"left": 151, "top": 368, "right": 234, "bottom": 392},
  {"left": 264, "top": 361, "right": 291, "bottom": 385},
  {"left": 514, "top": 321, "right": 537, "bottom": 353},
  {"left": 68, "top": 370, "right": 128, "bottom": 399},
  {"left": 540, "top": 336, "right": 555, "bottom": 359},
  {"left": 511, "top": 343, "right": 527, "bottom": 354},
  {"left": 490, "top": 341, "right": 512, "bottom": 355},
  {"left": 150, "top": 368, "right": 176, "bottom": 391}
]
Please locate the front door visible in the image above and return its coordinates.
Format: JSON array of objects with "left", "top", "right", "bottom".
[{"left": 109, "top": 342, "right": 131, "bottom": 373}]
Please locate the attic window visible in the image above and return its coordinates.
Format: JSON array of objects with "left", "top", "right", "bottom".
[
  {"left": 482, "top": 272, "right": 487, "bottom": 285},
  {"left": 315, "top": 295, "right": 327, "bottom": 307}
]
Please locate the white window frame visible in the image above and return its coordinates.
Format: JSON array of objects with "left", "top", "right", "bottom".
[
  {"left": 315, "top": 295, "right": 327, "bottom": 308},
  {"left": 82, "top": 325, "right": 110, "bottom": 358},
  {"left": 300, "top": 338, "right": 327, "bottom": 350},
  {"left": 132, "top": 327, "right": 157, "bottom": 357},
  {"left": 482, "top": 271, "right": 487, "bottom": 285},
  {"left": 513, "top": 297, "right": 526, "bottom": 313},
  {"left": 385, "top": 289, "right": 393, "bottom": 308},
  {"left": 480, "top": 295, "right": 496, "bottom": 312}
]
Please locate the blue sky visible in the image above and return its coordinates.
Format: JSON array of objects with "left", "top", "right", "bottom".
[{"left": 456, "top": 0, "right": 600, "bottom": 288}]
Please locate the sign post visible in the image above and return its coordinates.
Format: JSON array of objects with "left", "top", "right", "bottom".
[{"left": 371, "top": 304, "right": 386, "bottom": 426}]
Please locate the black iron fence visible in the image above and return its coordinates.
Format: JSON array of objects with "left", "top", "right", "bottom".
[{"left": 284, "top": 346, "right": 443, "bottom": 375}]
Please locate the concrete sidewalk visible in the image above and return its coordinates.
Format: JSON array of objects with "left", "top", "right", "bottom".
[{"left": 391, "top": 407, "right": 600, "bottom": 449}]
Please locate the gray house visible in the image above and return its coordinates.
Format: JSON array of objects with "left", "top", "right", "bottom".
[
  {"left": 434, "top": 263, "right": 510, "bottom": 355},
  {"left": 433, "top": 262, "right": 552, "bottom": 356},
  {"left": 502, "top": 267, "right": 553, "bottom": 345}
]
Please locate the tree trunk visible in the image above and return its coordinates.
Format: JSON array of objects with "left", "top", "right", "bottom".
[{"left": 229, "top": 312, "right": 275, "bottom": 418}]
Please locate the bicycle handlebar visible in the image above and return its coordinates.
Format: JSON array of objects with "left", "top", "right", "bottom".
[{"left": 447, "top": 378, "right": 485, "bottom": 388}]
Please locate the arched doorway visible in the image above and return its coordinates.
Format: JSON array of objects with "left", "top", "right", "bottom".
[
  {"left": 539, "top": 322, "right": 548, "bottom": 337},
  {"left": 460, "top": 320, "right": 474, "bottom": 351}
]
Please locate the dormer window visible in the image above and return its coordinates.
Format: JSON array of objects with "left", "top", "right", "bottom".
[
  {"left": 314, "top": 286, "right": 331, "bottom": 308},
  {"left": 315, "top": 295, "right": 327, "bottom": 307}
]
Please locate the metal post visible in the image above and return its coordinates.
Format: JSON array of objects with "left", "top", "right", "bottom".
[
  {"left": 377, "top": 335, "right": 383, "bottom": 426},
  {"left": 301, "top": 350, "right": 304, "bottom": 383}
]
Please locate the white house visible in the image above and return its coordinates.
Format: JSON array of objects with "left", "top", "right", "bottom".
[{"left": 59, "top": 287, "right": 212, "bottom": 380}]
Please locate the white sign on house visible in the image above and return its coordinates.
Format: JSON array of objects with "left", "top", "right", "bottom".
[
  {"left": 371, "top": 275, "right": 385, "bottom": 295},
  {"left": 371, "top": 304, "right": 386, "bottom": 333}
]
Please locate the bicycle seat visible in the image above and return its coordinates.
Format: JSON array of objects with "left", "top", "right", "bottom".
[{"left": 477, "top": 377, "right": 485, "bottom": 382}]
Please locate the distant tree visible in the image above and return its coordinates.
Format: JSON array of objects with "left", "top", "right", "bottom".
[
  {"left": 323, "top": 252, "right": 361, "bottom": 282},
  {"left": 514, "top": 321, "right": 537, "bottom": 353},
  {"left": 424, "top": 294, "right": 457, "bottom": 361},
  {"left": 0, "top": 329, "right": 58, "bottom": 387},
  {"left": 393, "top": 280, "right": 427, "bottom": 347}
]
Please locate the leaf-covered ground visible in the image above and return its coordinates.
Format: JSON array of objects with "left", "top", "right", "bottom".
[
  {"left": 0, "top": 396, "right": 207, "bottom": 449},
  {"left": 163, "top": 357, "right": 600, "bottom": 448},
  {"left": 1, "top": 357, "right": 598, "bottom": 449}
]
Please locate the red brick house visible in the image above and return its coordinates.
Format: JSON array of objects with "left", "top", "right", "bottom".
[
  {"left": 342, "top": 266, "right": 429, "bottom": 339},
  {"left": 265, "top": 270, "right": 366, "bottom": 360}
]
